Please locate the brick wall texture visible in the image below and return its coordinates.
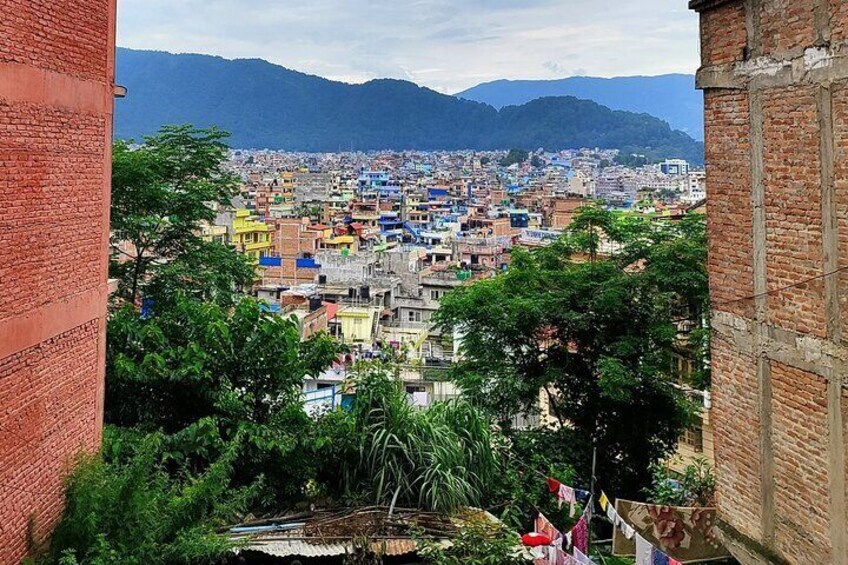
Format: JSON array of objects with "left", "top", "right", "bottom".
[
  {"left": 0, "top": 1, "right": 116, "bottom": 561},
  {"left": 696, "top": 1, "right": 848, "bottom": 563}
]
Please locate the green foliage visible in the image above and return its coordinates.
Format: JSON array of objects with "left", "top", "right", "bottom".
[
  {"left": 37, "top": 429, "right": 255, "bottom": 565},
  {"left": 487, "top": 429, "right": 579, "bottom": 532},
  {"left": 42, "top": 123, "right": 346, "bottom": 563},
  {"left": 500, "top": 149, "right": 529, "bottom": 167},
  {"left": 435, "top": 207, "right": 708, "bottom": 498},
  {"left": 106, "top": 295, "right": 340, "bottom": 508},
  {"left": 314, "top": 364, "right": 498, "bottom": 513},
  {"left": 615, "top": 153, "right": 650, "bottom": 167},
  {"left": 110, "top": 125, "right": 253, "bottom": 306},
  {"left": 648, "top": 458, "right": 716, "bottom": 507},
  {"left": 417, "top": 518, "right": 530, "bottom": 565}
]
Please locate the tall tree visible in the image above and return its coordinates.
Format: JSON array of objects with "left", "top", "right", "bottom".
[
  {"left": 110, "top": 125, "right": 252, "bottom": 306},
  {"left": 106, "top": 296, "right": 340, "bottom": 507},
  {"left": 436, "top": 208, "right": 706, "bottom": 497}
]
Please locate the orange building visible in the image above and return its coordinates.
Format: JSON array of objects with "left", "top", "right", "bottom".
[{"left": 0, "top": 1, "right": 118, "bottom": 561}]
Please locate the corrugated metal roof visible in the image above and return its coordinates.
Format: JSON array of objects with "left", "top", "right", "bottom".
[
  {"left": 238, "top": 537, "right": 445, "bottom": 558},
  {"left": 229, "top": 507, "right": 493, "bottom": 560}
]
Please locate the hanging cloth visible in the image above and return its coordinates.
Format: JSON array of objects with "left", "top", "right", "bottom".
[
  {"left": 535, "top": 511, "right": 563, "bottom": 542},
  {"left": 571, "top": 515, "right": 589, "bottom": 555},
  {"left": 620, "top": 521, "right": 636, "bottom": 540},
  {"left": 606, "top": 501, "right": 619, "bottom": 525},
  {"left": 560, "top": 484, "right": 578, "bottom": 516},
  {"left": 635, "top": 533, "right": 653, "bottom": 565},
  {"left": 651, "top": 547, "right": 670, "bottom": 565},
  {"left": 599, "top": 491, "right": 610, "bottom": 512},
  {"left": 573, "top": 548, "right": 595, "bottom": 565}
]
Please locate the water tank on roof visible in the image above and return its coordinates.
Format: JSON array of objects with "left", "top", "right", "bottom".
[{"left": 318, "top": 274, "right": 327, "bottom": 285}]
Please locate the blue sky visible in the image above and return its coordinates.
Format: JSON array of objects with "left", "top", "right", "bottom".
[{"left": 117, "top": 0, "right": 700, "bottom": 93}]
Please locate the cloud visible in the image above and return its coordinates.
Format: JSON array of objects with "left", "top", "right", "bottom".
[{"left": 117, "top": 0, "right": 700, "bottom": 93}]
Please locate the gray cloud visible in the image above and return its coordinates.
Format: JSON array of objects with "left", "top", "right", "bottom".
[{"left": 117, "top": 0, "right": 700, "bottom": 93}]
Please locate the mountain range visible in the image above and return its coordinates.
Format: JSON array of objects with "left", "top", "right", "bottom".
[
  {"left": 456, "top": 75, "right": 704, "bottom": 141},
  {"left": 114, "top": 48, "right": 703, "bottom": 163}
]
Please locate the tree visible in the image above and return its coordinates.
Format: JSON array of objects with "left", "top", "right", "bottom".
[
  {"left": 106, "top": 296, "right": 340, "bottom": 507},
  {"left": 499, "top": 149, "right": 529, "bottom": 167},
  {"left": 110, "top": 125, "right": 252, "bottom": 306},
  {"left": 435, "top": 207, "right": 706, "bottom": 498}
]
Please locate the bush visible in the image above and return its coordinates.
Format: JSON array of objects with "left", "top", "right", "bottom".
[
  {"left": 417, "top": 518, "right": 530, "bottom": 565},
  {"left": 648, "top": 457, "right": 715, "bottom": 507},
  {"left": 314, "top": 364, "right": 499, "bottom": 513},
  {"left": 36, "top": 430, "right": 256, "bottom": 565}
]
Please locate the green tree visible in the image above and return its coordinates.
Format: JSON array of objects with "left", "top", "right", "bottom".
[
  {"left": 106, "top": 296, "right": 340, "bottom": 507},
  {"left": 499, "top": 149, "right": 529, "bottom": 167},
  {"left": 435, "top": 208, "right": 706, "bottom": 498},
  {"left": 110, "top": 125, "right": 253, "bottom": 306}
]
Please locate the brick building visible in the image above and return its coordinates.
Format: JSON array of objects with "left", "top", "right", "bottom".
[
  {"left": 0, "top": 1, "right": 117, "bottom": 561},
  {"left": 691, "top": 1, "right": 848, "bottom": 563}
]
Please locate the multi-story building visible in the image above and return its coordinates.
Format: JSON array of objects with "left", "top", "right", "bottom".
[
  {"left": 232, "top": 209, "right": 273, "bottom": 261},
  {"left": 659, "top": 158, "right": 690, "bottom": 176},
  {"left": 692, "top": 1, "right": 848, "bottom": 563},
  {"left": 0, "top": 2, "right": 117, "bottom": 560}
]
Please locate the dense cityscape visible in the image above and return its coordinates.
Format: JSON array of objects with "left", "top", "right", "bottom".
[{"left": 2, "top": 1, "right": 845, "bottom": 565}]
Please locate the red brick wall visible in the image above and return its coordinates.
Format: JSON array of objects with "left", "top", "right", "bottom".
[
  {"left": 0, "top": 1, "right": 116, "bottom": 561},
  {"left": 0, "top": 102, "right": 107, "bottom": 320},
  {"left": 771, "top": 362, "right": 830, "bottom": 563},
  {"left": 704, "top": 90, "right": 754, "bottom": 318},
  {"left": 760, "top": 2, "right": 816, "bottom": 57},
  {"left": 0, "top": 323, "right": 101, "bottom": 560},
  {"left": 0, "top": 0, "right": 111, "bottom": 80},
  {"left": 761, "top": 86, "right": 825, "bottom": 337},
  {"left": 830, "top": 0, "right": 848, "bottom": 44},
  {"left": 710, "top": 338, "right": 762, "bottom": 543},
  {"left": 696, "top": 1, "right": 848, "bottom": 562},
  {"left": 831, "top": 83, "right": 848, "bottom": 343},
  {"left": 699, "top": 3, "right": 746, "bottom": 67}
]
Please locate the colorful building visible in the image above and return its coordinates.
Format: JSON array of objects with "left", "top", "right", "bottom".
[{"left": 233, "top": 209, "right": 272, "bottom": 260}]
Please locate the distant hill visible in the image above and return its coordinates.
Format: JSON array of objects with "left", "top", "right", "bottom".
[
  {"left": 456, "top": 75, "right": 704, "bottom": 141},
  {"left": 115, "top": 48, "right": 703, "bottom": 162}
]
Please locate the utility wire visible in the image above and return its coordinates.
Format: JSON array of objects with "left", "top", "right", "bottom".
[{"left": 710, "top": 264, "right": 848, "bottom": 307}]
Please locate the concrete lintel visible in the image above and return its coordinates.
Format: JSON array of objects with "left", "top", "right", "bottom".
[
  {"left": 697, "top": 44, "right": 848, "bottom": 92},
  {"left": 689, "top": 0, "right": 741, "bottom": 13},
  {"left": 713, "top": 311, "right": 848, "bottom": 382},
  {"left": 696, "top": 66, "right": 747, "bottom": 90}
]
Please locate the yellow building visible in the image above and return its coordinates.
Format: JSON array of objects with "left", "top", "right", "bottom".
[
  {"left": 233, "top": 209, "right": 272, "bottom": 260},
  {"left": 336, "top": 306, "right": 380, "bottom": 343},
  {"left": 321, "top": 234, "right": 358, "bottom": 254}
]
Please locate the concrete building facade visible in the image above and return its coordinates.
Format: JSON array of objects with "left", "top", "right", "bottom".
[
  {"left": 0, "top": 1, "right": 117, "bottom": 560},
  {"left": 692, "top": 1, "right": 848, "bottom": 563}
]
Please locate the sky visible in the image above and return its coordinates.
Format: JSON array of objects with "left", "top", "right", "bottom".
[{"left": 117, "top": 0, "right": 700, "bottom": 94}]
